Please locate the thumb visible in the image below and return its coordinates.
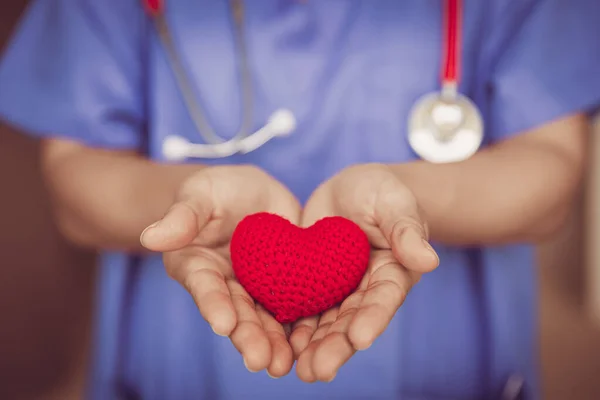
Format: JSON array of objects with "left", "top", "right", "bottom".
[
  {"left": 390, "top": 222, "right": 439, "bottom": 273},
  {"left": 140, "top": 201, "right": 211, "bottom": 252},
  {"left": 372, "top": 175, "right": 439, "bottom": 273}
]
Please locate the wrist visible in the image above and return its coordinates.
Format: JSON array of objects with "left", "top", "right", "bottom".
[{"left": 135, "top": 162, "right": 206, "bottom": 225}]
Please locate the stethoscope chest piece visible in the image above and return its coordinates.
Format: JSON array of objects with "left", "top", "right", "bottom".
[
  {"left": 408, "top": 91, "right": 483, "bottom": 163},
  {"left": 406, "top": 0, "right": 484, "bottom": 164}
]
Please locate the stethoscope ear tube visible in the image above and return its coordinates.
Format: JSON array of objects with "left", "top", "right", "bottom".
[
  {"left": 153, "top": 15, "right": 221, "bottom": 145},
  {"left": 162, "top": 109, "right": 296, "bottom": 161},
  {"left": 153, "top": 10, "right": 252, "bottom": 145},
  {"left": 147, "top": 0, "right": 297, "bottom": 161}
]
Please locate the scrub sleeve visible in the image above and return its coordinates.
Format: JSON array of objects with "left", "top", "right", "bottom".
[
  {"left": 484, "top": 0, "right": 600, "bottom": 139},
  {"left": 0, "top": 0, "right": 146, "bottom": 150}
]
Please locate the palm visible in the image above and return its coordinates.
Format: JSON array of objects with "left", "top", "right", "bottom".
[
  {"left": 142, "top": 166, "right": 301, "bottom": 377},
  {"left": 290, "top": 164, "right": 438, "bottom": 382},
  {"left": 167, "top": 220, "right": 295, "bottom": 376}
]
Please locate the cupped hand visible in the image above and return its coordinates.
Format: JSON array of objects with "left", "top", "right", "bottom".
[
  {"left": 140, "top": 165, "right": 301, "bottom": 377},
  {"left": 291, "top": 163, "right": 440, "bottom": 383}
]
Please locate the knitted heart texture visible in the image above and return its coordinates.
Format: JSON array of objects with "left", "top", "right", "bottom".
[{"left": 230, "top": 212, "right": 371, "bottom": 324}]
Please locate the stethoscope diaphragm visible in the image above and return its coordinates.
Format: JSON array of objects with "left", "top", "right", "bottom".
[{"left": 408, "top": 90, "right": 483, "bottom": 163}]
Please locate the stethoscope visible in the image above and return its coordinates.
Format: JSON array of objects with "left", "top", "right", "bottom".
[
  {"left": 407, "top": 0, "right": 484, "bottom": 163},
  {"left": 144, "top": 0, "right": 484, "bottom": 164},
  {"left": 145, "top": 0, "right": 296, "bottom": 161}
]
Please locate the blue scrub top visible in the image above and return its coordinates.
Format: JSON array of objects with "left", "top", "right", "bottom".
[{"left": 1, "top": 1, "right": 600, "bottom": 399}]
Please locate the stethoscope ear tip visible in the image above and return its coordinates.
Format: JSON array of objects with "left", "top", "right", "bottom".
[
  {"left": 162, "top": 135, "right": 190, "bottom": 162},
  {"left": 268, "top": 108, "right": 297, "bottom": 137}
]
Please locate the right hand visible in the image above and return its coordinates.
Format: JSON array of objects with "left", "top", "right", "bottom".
[{"left": 140, "top": 165, "right": 301, "bottom": 377}]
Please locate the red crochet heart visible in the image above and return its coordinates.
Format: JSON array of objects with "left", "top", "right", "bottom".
[{"left": 230, "top": 212, "right": 371, "bottom": 324}]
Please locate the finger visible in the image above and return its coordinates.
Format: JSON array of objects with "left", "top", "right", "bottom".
[
  {"left": 311, "top": 292, "right": 365, "bottom": 382},
  {"left": 310, "top": 308, "right": 339, "bottom": 342},
  {"left": 296, "top": 340, "right": 318, "bottom": 383},
  {"left": 256, "top": 305, "right": 294, "bottom": 378},
  {"left": 372, "top": 178, "right": 439, "bottom": 273},
  {"left": 348, "top": 253, "right": 413, "bottom": 350},
  {"left": 295, "top": 308, "right": 339, "bottom": 383},
  {"left": 289, "top": 316, "right": 319, "bottom": 358},
  {"left": 141, "top": 172, "right": 216, "bottom": 252},
  {"left": 391, "top": 224, "right": 439, "bottom": 273},
  {"left": 141, "top": 201, "right": 211, "bottom": 252},
  {"left": 167, "top": 251, "right": 237, "bottom": 336},
  {"left": 227, "top": 281, "right": 272, "bottom": 373}
]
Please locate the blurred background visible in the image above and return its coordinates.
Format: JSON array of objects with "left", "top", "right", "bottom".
[{"left": 1, "top": 1, "right": 600, "bottom": 399}]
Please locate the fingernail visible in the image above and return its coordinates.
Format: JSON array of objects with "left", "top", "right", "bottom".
[
  {"left": 139, "top": 221, "right": 159, "bottom": 246},
  {"left": 358, "top": 342, "right": 372, "bottom": 351},
  {"left": 324, "top": 373, "right": 336, "bottom": 383},
  {"left": 266, "top": 371, "right": 279, "bottom": 379},
  {"left": 243, "top": 358, "right": 259, "bottom": 373},
  {"left": 141, "top": 221, "right": 159, "bottom": 236},
  {"left": 210, "top": 326, "right": 228, "bottom": 337},
  {"left": 422, "top": 239, "right": 440, "bottom": 266}
]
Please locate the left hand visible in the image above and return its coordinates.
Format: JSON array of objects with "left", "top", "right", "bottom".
[{"left": 291, "top": 164, "right": 439, "bottom": 383}]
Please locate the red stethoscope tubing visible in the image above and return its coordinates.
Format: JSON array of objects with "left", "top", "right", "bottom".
[
  {"left": 442, "top": 0, "right": 461, "bottom": 86},
  {"left": 142, "top": 0, "right": 462, "bottom": 88},
  {"left": 143, "top": 0, "right": 162, "bottom": 17}
]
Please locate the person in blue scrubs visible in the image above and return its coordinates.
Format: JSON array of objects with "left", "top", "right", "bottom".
[{"left": 1, "top": 0, "right": 599, "bottom": 399}]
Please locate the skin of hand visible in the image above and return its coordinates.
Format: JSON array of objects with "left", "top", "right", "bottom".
[
  {"left": 290, "top": 163, "right": 440, "bottom": 383},
  {"left": 140, "top": 165, "right": 302, "bottom": 378}
]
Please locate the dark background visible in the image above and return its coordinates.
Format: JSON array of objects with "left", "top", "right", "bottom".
[
  {"left": 1, "top": 1, "right": 599, "bottom": 399},
  {"left": 0, "top": 1, "right": 94, "bottom": 398}
]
